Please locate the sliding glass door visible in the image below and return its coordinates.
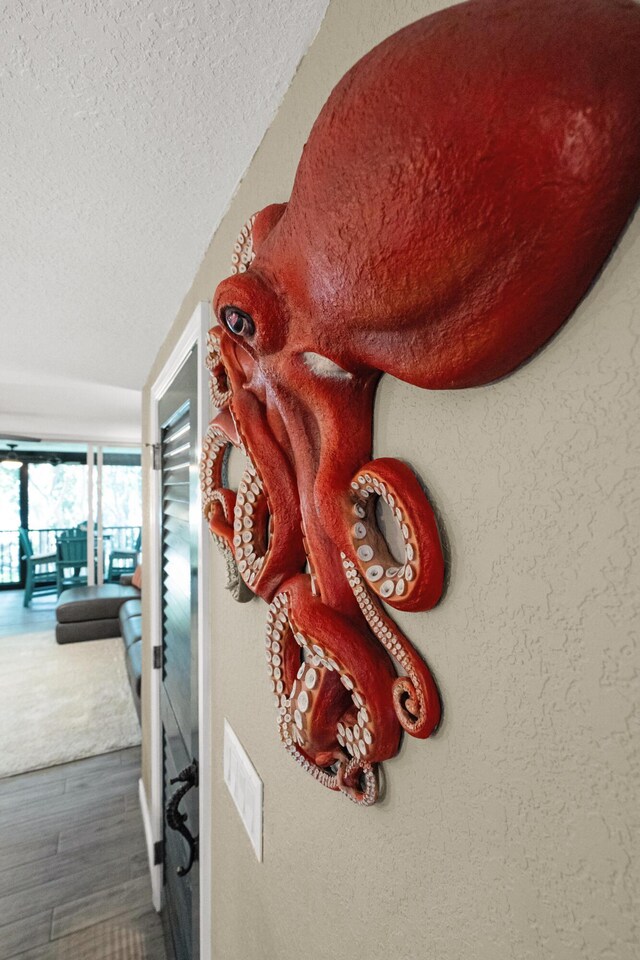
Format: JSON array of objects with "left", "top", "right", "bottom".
[
  {"left": 0, "top": 465, "right": 22, "bottom": 586},
  {"left": 28, "top": 458, "right": 89, "bottom": 556},
  {"left": 0, "top": 441, "right": 141, "bottom": 594},
  {"left": 99, "top": 448, "right": 142, "bottom": 584}
]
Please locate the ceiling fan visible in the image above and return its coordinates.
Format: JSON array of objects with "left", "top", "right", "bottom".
[
  {"left": 0, "top": 444, "right": 24, "bottom": 468},
  {"left": 0, "top": 442, "right": 61, "bottom": 468}
]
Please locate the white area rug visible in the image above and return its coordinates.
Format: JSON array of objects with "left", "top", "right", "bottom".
[{"left": 0, "top": 631, "right": 141, "bottom": 778}]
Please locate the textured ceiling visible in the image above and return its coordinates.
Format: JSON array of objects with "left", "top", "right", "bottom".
[{"left": 0, "top": 0, "right": 328, "bottom": 439}]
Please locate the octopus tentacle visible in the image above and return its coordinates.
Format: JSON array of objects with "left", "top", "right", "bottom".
[
  {"left": 229, "top": 213, "right": 256, "bottom": 276},
  {"left": 340, "top": 553, "right": 441, "bottom": 739},
  {"left": 201, "top": 410, "right": 285, "bottom": 599},
  {"left": 201, "top": 429, "right": 275, "bottom": 597},
  {"left": 201, "top": 419, "right": 235, "bottom": 515},
  {"left": 232, "top": 462, "right": 270, "bottom": 590},
  {"left": 345, "top": 458, "right": 444, "bottom": 613},
  {"left": 335, "top": 457, "right": 444, "bottom": 737},
  {"left": 202, "top": 335, "right": 306, "bottom": 603},
  {"left": 264, "top": 589, "right": 342, "bottom": 794},
  {"left": 200, "top": 422, "right": 251, "bottom": 602},
  {"left": 205, "top": 327, "right": 232, "bottom": 409},
  {"left": 337, "top": 757, "right": 378, "bottom": 806},
  {"left": 263, "top": 576, "right": 401, "bottom": 805}
]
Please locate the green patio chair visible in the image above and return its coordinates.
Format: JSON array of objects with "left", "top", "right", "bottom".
[
  {"left": 56, "top": 530, "right": 89, "bottom": 595},
  {"left": 107, "top": 530, "right": 141, "bottom": 582},
  {"left": 19, "top": 528, "right": 57, "bottom": 607}
]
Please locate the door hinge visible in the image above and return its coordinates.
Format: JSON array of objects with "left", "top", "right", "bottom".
[
  {"left": 146, "top": 442, "right": 162, "bottom": 470},
  {"left": 153, "top": 840, "right": 164, "bottom": 865},
  {"left": 153, "top": 646, "right": 163, "bottom": 669}
]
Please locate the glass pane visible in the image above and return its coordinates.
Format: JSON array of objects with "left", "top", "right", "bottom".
[
  {"left": 101, "top": 450, "right": 142, "bottom": 581},
  {"left": 28, "top": 462, "right": 88, "bottom": 555},
  {"left": 0, "top": 466, "right": 21, "bottom": 584}
]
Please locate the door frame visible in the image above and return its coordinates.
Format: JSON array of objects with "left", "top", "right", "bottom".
[{"left": 145, "top": 301, "right": 213, "bottom": 960}]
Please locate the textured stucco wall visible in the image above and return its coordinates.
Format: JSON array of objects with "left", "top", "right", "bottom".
[{"left": 142, "top": 1, "right": 640, "bottom": 957}]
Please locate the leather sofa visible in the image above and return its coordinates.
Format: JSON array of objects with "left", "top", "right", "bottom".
[
  {"left": 55, "top": 584, "right": 139, "bottom": 643},
  {"left": 119, "top": 596, "right": 142, "bottom": 721}
]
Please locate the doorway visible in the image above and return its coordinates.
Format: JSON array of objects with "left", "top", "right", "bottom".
[
  {"left": 147, "top": 303, "right": 212, "bottom": 960},
  {"left": 158, "top": 348, "right": 200, "bottom": 960}
]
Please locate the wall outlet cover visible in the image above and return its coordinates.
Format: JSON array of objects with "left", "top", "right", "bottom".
[{"left": 223, "top": 718, "right": 263, "bottom": 862}]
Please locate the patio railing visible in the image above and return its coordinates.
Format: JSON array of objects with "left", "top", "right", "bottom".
[
  {"left": 0, "top": 525, "right": 142, "bottom": 586},
  {"left": 0, "top": 531, "right": 20, "bottom": 584}
]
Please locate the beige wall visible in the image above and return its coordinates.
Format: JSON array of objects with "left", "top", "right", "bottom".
[{"left": 142, "top": 1, "right": 640, "bottom": 957}]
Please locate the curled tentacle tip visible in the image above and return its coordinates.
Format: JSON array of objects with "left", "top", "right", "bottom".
[
  {"left": 392, "top": 677, "right": 440, "bottom": 740},
  {"left": 337, "top": 756, "right": 379, "bottom": 806}
]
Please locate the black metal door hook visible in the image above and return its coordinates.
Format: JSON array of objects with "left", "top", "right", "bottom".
[{"left": 166, "top": 759, "right": 199, "bottom": 877}]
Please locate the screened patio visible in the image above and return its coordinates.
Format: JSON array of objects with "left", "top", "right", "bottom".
[{"left": 0, "top": 441, "right": 142, "bottom": 598}]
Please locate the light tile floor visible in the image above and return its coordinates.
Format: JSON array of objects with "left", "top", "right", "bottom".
[{"left": 0, "top": 588, "right": 57, "bottom": 637}]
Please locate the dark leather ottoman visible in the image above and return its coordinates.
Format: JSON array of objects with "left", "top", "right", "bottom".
[{"left": 55, "top": 584, "right": 140, "bottom": 644}]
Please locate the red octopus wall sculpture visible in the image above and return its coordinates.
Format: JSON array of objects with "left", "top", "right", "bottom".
[{"left": 201, "top": 0, "right": 640, "bottom": 805}]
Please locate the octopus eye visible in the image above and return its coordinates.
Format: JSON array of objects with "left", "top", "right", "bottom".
[{"left": 221, "top": 306, "right": 255, "bottom": 338}]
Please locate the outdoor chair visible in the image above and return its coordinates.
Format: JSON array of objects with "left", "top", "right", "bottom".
[
  {"left": 19, "top": 528, "right": 57, "bottom": 607},
  {"left": 56, "top": 530, "right": 89, "bottom": 595},
  {"left": 107, "top": 530, "right": 141, "bottom": 583}
]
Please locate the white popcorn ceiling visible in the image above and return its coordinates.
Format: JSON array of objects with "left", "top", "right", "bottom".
[{"left": 0, "top": 0, "right": 328, "bottom": 442}]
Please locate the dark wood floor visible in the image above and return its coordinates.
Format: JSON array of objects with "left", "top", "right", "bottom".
[
  {"left": 0, "top": 747, "right": 167, "bottom": 960},
  {"left": 0, "top": 588, "right": 57, "bottom": 638}
]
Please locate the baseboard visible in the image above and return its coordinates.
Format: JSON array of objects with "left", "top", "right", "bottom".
[{"left": 138, "top": 777, "right": 162, "bottom": 912}]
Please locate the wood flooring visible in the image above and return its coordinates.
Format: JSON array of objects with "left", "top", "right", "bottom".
[{"left": 0, "top": 747, "right": 167, "bottom": 960}]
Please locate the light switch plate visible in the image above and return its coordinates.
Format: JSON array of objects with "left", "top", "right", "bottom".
[{"left": 223, "top": 719, "right": 263, "bottom": 862}]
